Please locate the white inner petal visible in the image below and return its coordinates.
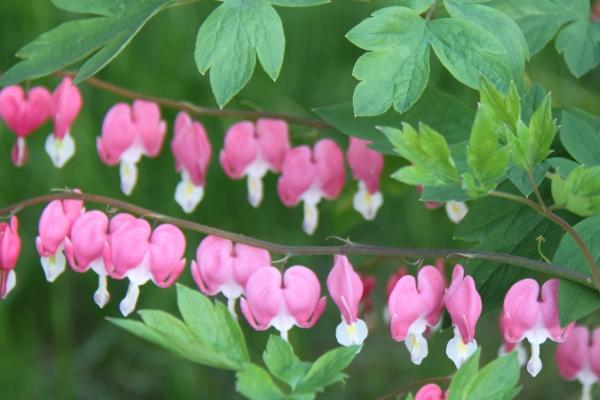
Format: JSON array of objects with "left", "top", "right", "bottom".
[
  {"left": 247, "top": 175, "right": 264, "bottom": 208},
  {"left": 4, "top": 270, "right": 16, "bottom": 298},
  {"left": 119, "top": 160, "right": 139, "bottom": 196},
  {"left": 40, "top": 244, "right": 66, "bottom": 283},
  {"left": 174, "top": 172, "right": 204, "bottom": 214},
  {"left": 446, "top": 326, "right": 478, "bottom": 369},
  {"left": 302, "top": 201, "right": 320, "bottom": 235},
  {"left": 45, "top": 132, "right": 75, "bottom": 168},
  {"left": 445, "top": 201, "right": 468, "bottom": 224},
  {"left": 271, "top": 307, "right": 296, "bottom": 341},
  {"left": 94, "top": 274, "right": 110, "bottom": 309},
  {"left": 404, "top": 318, "right": 428, "bottom": 365},
  {"left": 335, "top": 318, "right": 369, "bottom": 347},
  {"left": 119, "top": 282, "right": 141, "bottom": 317},
  {"left": 15, "top": 137, "right": 26, "bottom": 166},
  {"left": 353, "top": 181, "right": 383, "bottom": 221}
]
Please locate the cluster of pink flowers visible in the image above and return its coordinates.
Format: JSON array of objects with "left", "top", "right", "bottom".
[
  {"left": 36, "top": 199, "right": 185, "bottom": 316},
  {"left": 0, "top": 77, "right": 82, "bottom": 168}
]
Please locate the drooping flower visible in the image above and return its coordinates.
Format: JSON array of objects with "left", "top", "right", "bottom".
[
  {"left": 358, "top": 272, "right": 376, "bottom": 317},
  {"left": 148, "top": 224, "right": 186, "bottom": 289},
  {"left": 415, "top": 383, "right": 447, "bottom": 400},
  {"left": 97, "top": 101, "right": 167, "bottom": 195},
  {"left": 278, "top": 139, "right": 345, "bottom": 235},
  {"left": 556, "top": 325, "right": 600, "bottom": 400},
  {"left": 220, "top": 119, "right": 290, "bottom": 208},
  {"left": 171, "top": 112, "right": 212, "bottom": 213},
  {"left": 0, "top": 217, "right": 21, "bottom": 299},
  {"left": 0, "top": 85, "right": 51, "bottom": 166},
  {"left": 386, "top": 266, "right": 408, "bottom": 298},
  {"left": 327, "top": 255, "right": 368, "bottom": 346},
  {"left": 192, "top": 235, "right": 270, "bottom": 316},
  {"left": 347, "top": 137, "right": 384, "bottom": 220},
  {"left": 45, "top": 77, "right": 83, "bottom": 168},
  {"left": 501, "top": 278, "right": 573, "bottom": 377},
  {"left": 416, "top": 186, "right": 468, "bottom": 224},
  {"left": 36, "top": 196, "right": 84, "bottom": 282},
  {"left": 498, "top": 313, "right": 528, "bottom": 367},
  {"left": 388, "top": 266, "right": 445, "bottom": 365},
  {"left": 240, "top": 266, "right": 326, "bottom": 340},
  {"left": 444, "top": 264, "right": 482, "bottom": 368},
  {"left": 64, "top": 210, "right": 111, "bottom": 307}
]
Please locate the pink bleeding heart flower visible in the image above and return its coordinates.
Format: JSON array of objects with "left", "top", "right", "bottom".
[
  {"left": 347, "top": 137, "right": 384, "bottom": 220},
  {"left": 240, "top": 265, "right": 326, "bottom": 340},
  {"left": 191, "top": 235, "right": 270, "bottom": 317},
  {"left": 220, "top": 119, "right": 290, "bottom": 208},
  {"left": 97, "top": 101, "right": 166, "bottom": 196},
  {"left": 497, "top": 313, "right": 528, "bottom": 368},
  {"left": 171, "top": 112, "right": 212, "bottom": 213},
  {"left": 388, "top": 266, "right": 445, "bottom": 365},
  {"left": 148, "top": 224, "right": 186, "bottom": 288},
  {"left": 104, "top": 213, "right": 152, "bottom": 316},
  {"left": 501, "top": 278, "right": 573, "bottom": 377},
  {"left": 36, "top": 196, "right": 84, "bottom": 282},
  {"left": 0, "top": 217, "right": 21, "bottom": 299},
  {"left": 416, "top": 185, "right": 443, "bottom": 210},
  {"left": 359, "top": 273, "right": 376, "bottom": 317},
  {"left": 277, "top": 139, "right": 345, "bottom": 235},
  {"left": 0, "top": 85, "right": 51, "bottom": 167},
  {"left": 327, "top": 255, "right": 368, "bottom": 346},
  {"left": 556, "top": 325, "right": 600, "bottom": 400},
  {"left": 415, "top": 383, "right": 447, "bottom": 400},
  {"left": 444, "top": 264, "right": 482, "bottom": 368},
  {"left": 45, "top": 77, "right": 83, "bottom": 168},
  {"left": 64, "top": 210, "right": 111, "bottom": 307}
]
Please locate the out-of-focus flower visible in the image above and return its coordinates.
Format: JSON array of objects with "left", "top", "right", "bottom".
[
  {"left": 0, "top": 217, "right": 21, "bottom": 299},
  {"left": 347, "top": 137, "right": 383, "bottom": 220}
]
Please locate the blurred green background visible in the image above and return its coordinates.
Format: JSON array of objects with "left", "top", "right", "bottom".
[{"left": 1, "top": 1, "right": 599, "bottom": 399}]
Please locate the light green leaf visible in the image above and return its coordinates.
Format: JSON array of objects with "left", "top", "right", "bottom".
[
  {"left": 263, "top": 335, "right": 310, "bottom": 391},
  {"left": 465, "top": 353, "right": 520, "bottom": 400},
  {"left": 295, "top": 346, "right": 359, "bottom": 394},
  {"left": 0, "top": 0, "right": 171, "bottom": 85},
  {"left": 347, "top": 7, "right": 430, "bottom": 116},
  {"left": 556, "top": 19, "right": 600, "bottom": 77},
  {"left": 554, "top": 216, "right": 600, "bottom": 324},
  {"left": 194, "top": 0, "right": 285, "bottom": 107},
  {"left": 392, "top": 0, "right": 434, "bottom": 13},
  {"left": 236, "top": 364, "right": 285, "bottom": 400},
  {"left": 447, "top": 348, "right": 480, "bottom": 400},
  {"left": 176, "top": 284, "right": 249, "bottom": 367},
  {"left": 479, "top": 78, "right": 520, "bottom": 133},
  {"left": 268, "top": 0, "right": 329, "bottom": 6},
  {"left": 550, "top": 166, "right": 600, "bottom": 217},
  {"left": 427, "top": 17, "right": 511, "bottom": 92},
  {"left": 560, "top": 109, "right": 600, "bottom": 166},
  {"left": 382, "top": 123, "right": 459, "bottom": 186}
]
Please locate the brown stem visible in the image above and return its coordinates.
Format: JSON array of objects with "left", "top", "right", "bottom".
[
  {"left": 492, "top": 191, "right": 600, "bottom": 292},
  {"left": 526, "top": 168, "right": 547, "bottom": 212},
  {"left": 0, "top": 191, "right": 593, "bottom": 288},
  {"left": 56, "top": 71, "right": 331, "bottom": 130}
]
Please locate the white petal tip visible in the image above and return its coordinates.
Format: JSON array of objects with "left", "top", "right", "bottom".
[
  {"left": 175, "top": 178, "right": 204, "bottom": 213},
  {"left": 45, "top": 133, "right": 75, "bottom": 168},
  {"left": 353, "top": 183, "right": 383, "bottom": 221},
  {"left": 336, "top": 319, "right": 369, "bottom": 347},
  {"left": 119, "top": 161, "right": 138, "bottom": 196},
  {"left": 40, "top": 253, "right": 66, "bottom": 283},
  {"left": 446, "top": 201, "right": 468, "bottom": 224}
]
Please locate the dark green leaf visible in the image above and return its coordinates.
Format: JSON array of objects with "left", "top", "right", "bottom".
[
  {"left": 560, "top": 109, "right": 600, "bottom": 166},
  {"left": 556, "top": 19, "right": 600, "bottom": 77},
  {"left": 268, "top": 0, "right": 329, "bottom": 6},
  {"left": 507, "top": 163, "right": 548, "bottom": 197}
]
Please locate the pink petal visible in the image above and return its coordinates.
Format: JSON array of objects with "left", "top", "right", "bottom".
[
  {"left": 171, "top": 112, "right": 212, "bottom": 185},
  {"left": 0, "top": 86, "right": 51, "bottom": 137},
  {"left": 385, "top": 266, "right": 408, "bottom": 297},
  {"left": 232, "top": 243, "right": 271, "bottom": 288},
  {"left": 97, "top": 103, "right": 136, "bottom": 165},
  {"left": 589, "top": 328, "right": 600, "bottom": 379},
  {"left": 36, "top": 200, "right": 71, "bottom": 256},
  {"left": 0, "top": 217, "right": 21, "bottom": 271},
  {"left": 445, "top": 265, "right": 482, "bottom": 343},
  {"left": 50, "top": 77, "right": 82, "bottom": 139},
  {"left": 314, "top": 139, "right": 345, "bottom": 199},
  {"left": 149, "top": 224, "right": 186, "bottom": 288},
  {"left": 66, "top": 210, "right": 109, "bottom": 273},
  {"left": 415, "top": 383, "right": 446, "bottom": 400},
  {"left": 256, "top": 118, "right": 290, "bottom": 171},
  {"left": 283, "top": 266, "right": 324, "bottom": 327},
  {"left": 347, "top": 137, "right": 384, "bottom": 193},
  {"left": 416, "top": 266, "right": 446, "bottom": 326},
  {"left": 388, "top": 275, "right": 423, "bottom": 340},
  {"left": 107, "top": 216, "right": 151, "bottom": 279},
  {"left": 540, "top": 279, "right": 572, "bottom": 341},
  {"left": 501, "top": 279, "right": 540, "bottom": 343},
  {"left": 277, "top": 146, "right": 315, "bottom": 206},
  {"left": 556, "top": 325, "right": 589, "bottom": 380},
  {"left": 219, "top": 121, "right": 258, "bottom": 179},
  {"left": 242, "top": 266, "right": 284, "bottom": 329},
  {"left": 192, "top": 236, "right": 234, "bottom": 295},
  {"left": 326, "top": 255, "right": 363, "bottom": 324},
  {"left": 132, "top": 100, "right": 166, "bottom": 157}
]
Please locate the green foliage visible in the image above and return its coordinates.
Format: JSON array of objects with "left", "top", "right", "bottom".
[
  {"left": 381, "top": 123, "right": 459, "bottom": 186},
  {"left": 347, "top": 3, "right": 518, "bottom": 116},
  {"left": 490, "top": 0, "right": 600, "bottom": 77},
  {"left": 555, "top": 216, "right": 600, "bottom": 324},
  {"left": 110, "top": 284, "right": 248, "bottom": 370},
  {"left": 560, "top": 109, "right": 600, "bottom": 166},
  {"left": 551, "top": 166, "right": 600, "bottom": 217},
  {"left": 479, "top": 78, "right": 520, "bottom": 134},
  {"left": 0, "top": 0, "right": 174, "bottom": 85},
  {"left": 447, "top": 349, "right": 521, "bottom": 400},
  {"left": 263, "top": 335, "right": 311, "bottom": 391},
  {"left": 236, "top": 364, "right": 286, "bottom": 400}
]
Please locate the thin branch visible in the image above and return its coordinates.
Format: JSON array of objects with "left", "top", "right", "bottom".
[
  {"left": 0, "top": 191, "right": 593, "bottom": 288},
  {"left": 56, "top": 71, "right": 331, "bottom": 130},
  {"left": 526, "top": 168, "right": 547, "bottom": 212}
]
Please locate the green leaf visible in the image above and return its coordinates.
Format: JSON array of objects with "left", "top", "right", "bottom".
[
  {"left": 551, "top": 166, "right": 600, "bottom": 217},
  {"left": 427, "top": 17, "right": 511, "bottom": 92},
  {"left": 556, "top": 19, "right": 600, "bottom": 77},
  {"left": 560, "top": 109, "right": 600, "bottom": 166},
  {"left": 382, "top": 123, "right": 459, "bottom": 186},
  {"left": 464, "top": 104, "right": 510, "bottom": 195},
  {"left": 421, "top": 184, "right": 469, "bottom": 202},
  {"left": 447, "top": 348, "right": 481, "bottom": 400},
  {"left": 547, "top": 157, "right": 579, "bottom": 178},
  {"left": 347, "top": 7, "right": 430, "bottom": 116},
  {"left": 465, "top": 353, "right": 520, "bottom": 400},
  {"left": 194, "top": 0, "right": 285, "bottom": 107},
  {"left": 0, "top": 0, "right": 171, "bottom": 85},
  {"left": 268, "top": 0, "right": 329, "bottom": 6},
  {"left": 444, "top": 0, "right": 529, "bottom": 86},
  {"left": 392, "top": 0, "right": 434, "bottom": 14},
  {"left": 263, "top": 335, "right": 311, "bottom": 391},
  {"left": 295, "top": 346, "right": 359, "bottom": 394},
  {"left": 176, "top": 284, "right": 249, "bottom": 367},
  {"left": 521, "top": 84, "right": 548, "bottom": 124},
  {"left": 236, "top": 364, "right": 285, "bottom": 400},
  {"left": 554, "top": 216, "right": 600, "bottom": 324},
  {"left": 479, "top": 78, "right": 520, "bottom": 133},
  {"left": 404, "top": 394, "right": 415, "bottom": 400},
  {"left": 313, "top": 89, "right": 474, "bottom": 156},
  {"left": 507, "top": 163, "right": 548, "bottom": 197}
]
